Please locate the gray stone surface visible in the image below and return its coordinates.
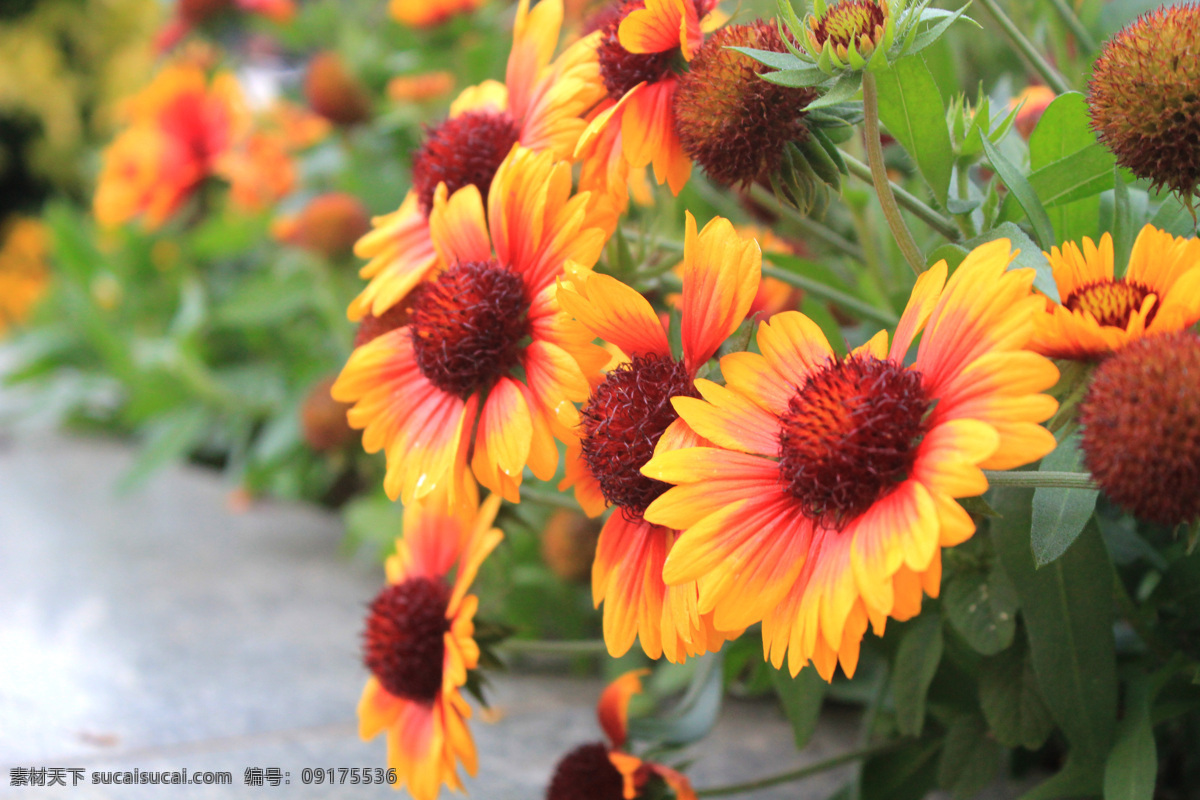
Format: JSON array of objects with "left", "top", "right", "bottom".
[{"left": 0, "top": 434, "right": 859, "bottom": 799}]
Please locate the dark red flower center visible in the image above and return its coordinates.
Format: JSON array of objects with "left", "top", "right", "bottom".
[
  {"left": 411, "top": 110, "right": 522, "bottom": 216},
  {"left": 581, "top": 353, "right": 699, "bottom": 516},
  {"left": 410, "top": 259, "right": 531, "bottom": 399},
  {"left": 810, "top": 0, "right": 887, "bottom": 50},
  {"left": 778, "top": 354, "right": 932, "bottom": 529},
  {"left": 1064, "top": 279, "right": 1156, "bottom": 329},
  {"left": 597, "top": 1, "right": 679, "bottom": 100},
  {"left": 363, "top": 577, "right": 451, "bottom": 703},
  {"left": 545, "top": 743, "right": 628, "bottom": 800}
]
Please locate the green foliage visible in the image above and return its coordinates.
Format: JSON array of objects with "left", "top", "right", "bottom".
[
  {"left": 892, "top": 612, "right": 944, "bottom": 736},
  {"left": 873, "top": 57, "right": 954, "bottom": 205},
  {"left": 1031, "top": 433, "right": 1100, "bottom": 567}
]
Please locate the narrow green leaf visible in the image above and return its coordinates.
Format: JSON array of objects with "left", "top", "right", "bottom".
[
  {"left": 860, "top": 737, "right": 942, "bottom": 800},
  {"left": 964, "top": 222, "right": 1060, "bottom": 301},
  {"left": 944, "top": 565, "right": 1018, "bottom": 654},
  {"left": 990, "top": 489, "right": 1118, "bottom": 764},
  {"left": 727, "top": 46, "right": 807, "bottom": 71},
  {"left": 1027, "top": 92, "right": 1106, "bottom": 243},
  {"left": 1103, "top": 680, "right": 1157, "bottom": 800},
  {"left": 117, "top": 407, "right": 209, "bottom": 493},
  {"left": 907, "top": 5, "right": 976, "bottom": 55},
  {"left": 1027, "top": 143, "right": 1117, "bottom": 208},
  {"left": 762, "top": 67, "right": 830, "bottom": 88},
  {"left": 892, "top": 612, "right": 944, "bottom": 736},
  {"left": 1032, "top": 434, "right": 1100, "bottom": 567},
  {"left": 805, "top": 71, "right": 862, "bottom": 110},
  {"left": 979, "top": 640, "right": 1056, "bottom": 750},
  {"left": 769, "top": 664, "right": 828, "bottom": 750},
  {"left": 937, "top": 715, "right": 1003, "bottom": 799},
  {"left": 980, "top": 136, "right": 1056, "bottom": 250},
  {"left": 1112, "top": 167, "right": 1133, "bottom": 276},
  {"left": 628, "top": 651, "right": 724, "bottom": 746},
  {"left": 872, "top": 56, "right": 954, "bottom": 204}
]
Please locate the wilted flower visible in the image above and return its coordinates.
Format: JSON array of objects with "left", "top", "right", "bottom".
[
  {"left": 1080, "top": 331, "right": 1200, "bottom": 527},
  {"left": 1089, "top": 4, "right": 1200, "bottom": 207}
]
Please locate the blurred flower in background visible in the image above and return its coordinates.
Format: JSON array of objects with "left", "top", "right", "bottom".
[{"left": 0, "top": 217, "right": 48, "bottom": 336}]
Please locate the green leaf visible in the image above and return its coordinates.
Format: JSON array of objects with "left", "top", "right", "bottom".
[
  {"left": 964, "top": 222, "right": 1060, "bottom": 302},
  {"left": 1026, "top": 143, "right": 1117, "bottom": 208},
  {"left": 892, "top": 612, "right": 944, "bottom": 736},
  {"left": 762, "top": 66, "right": 830, "bottom": 88},
  {"left": 629, "top": 651, "right": 724, "bottom": 746},
  {"left": 1112, "top": 167, "right": 1134, "bottom": 276},
  {"left": 990, "top": 489, "right": 1118, "bottom": 764},
  {"left": 769, "top": 664, "right": 828, "bottom": 749},
  {"left": 117, "top": 407, "right": 209, "bottom": 493},
  {"left": 727, "top": 46, "right": 807, "bottom": 72},
  {"left": 805, "top": 71, "right": 862, "bottom": 110},
  {"left": 1021, "top": 756, "right": 1104, "bottom": 800},
  {"left": 937, "top": 715, "right": 1003, "bottom": 799},
  {"left": 1032, "top": 434, "right": 1100, "bottom": 567},
  {"left": 979, "top": 640, "right": 1056, "bottom": 750},
  {"left": 980, "top": 135, "right": 1056, "bottom": 250},
  {"left": 944, "top": 564, "right": 1018, "bottom": 655},
  {"left": 872, "top": 56, "right": 954, "bottom": 205},
  {"left": 860, "top": 736, "right": 942, "bottom": 800},
  {"left": 907, "top": 4, "right": 976, "bottom": 55},
  {"left": 1104, "top": 680, "right": 1157, "bottom": 800},
  {"left": 1028, "top": 92, "right": 1108, "bottom": 243}
]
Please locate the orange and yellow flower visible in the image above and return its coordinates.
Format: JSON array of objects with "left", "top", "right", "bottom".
[
  {"left": 546, "top": 671, "right": 697, "bottom": 800},
  {"left": 556, "top": 212, "right": 758, "bottom": 662},
  {"left": 577, "top": 0, "right": 721, "bottom": 199},
  {"left": 359, "top": 487, "right": 502, "bottom": 800},
  {"left": 349, "top": 0, "right": 606, "bottom": 321},
  {"left": 1030, "top": 224, "right": 1200, "bottom": 360},
  {"left": 0, "top": 217, "right": 49, "bottom": 336},
  {"left": 333, "top": 146, "right": 612, "bottom": 506},
  {"left": 391, "top": 0, "right": 483, "bottom": 27},
  {"left": 642, "top": 241, "right": 1059, "bottom": 680},
  {"left": 94, "top": 61, "right": 245, "bottom": 229}
]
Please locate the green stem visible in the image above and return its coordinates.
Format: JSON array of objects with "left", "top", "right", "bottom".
[
  {"left": 862, "top": 72, "right": 926, "bottom": 276},
  {"left": 763, "top": 263, "right": 899, "bottom": 327},
  {"left": 696, "top": 742, "right": 901, "bottom": 798},
  {"left": 495, "top": 639, "right": 609, "bottom": 656},
  {"left": 745, "top": 183, "right": 866, "bottom": 264},
  {"left": 1047, "top": 0, "right": 1099, "bottom": 53},
  {"left": 954, "top": 162, "right": 978, "bottom": 238},
  {"left": 976, "top": 0, "right": 1073, "bottom": 94},
  {"left": 518, "top": 486, "right": 581, "bottom": 510},
  {"left": 842, "top": 153, "right": 961, "bottom": 242},
  {"left": 983, "top": 470, "right": 1097, "bottom": 490}
]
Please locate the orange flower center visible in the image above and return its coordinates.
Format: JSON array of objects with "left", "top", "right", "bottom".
[
  {"left": 411, "top": 111, "right": 522, "bottom": 216},
  {"left": 581, "top": 353, "right": 699, "bottom": 516},
  {"left": 363, "top": 577, "right": 450, "bottom": 703},
  {"left": 597, "top": 1, "right": 679, "bottom": 100},
  {"left": 410, "top": 259, "right": 531, "bottom": 399},
  {"left": 778, "top": 354, "right": 931, "bottom": 529},
  {"left": 546, "top": 743, "right": 628, "bottom": 800},
  {"left": 810, "top": 0, "right": 887, "bottom": 51},
  {"left": 1064, "top": 279, "right": 1156, "bottom": 329}
]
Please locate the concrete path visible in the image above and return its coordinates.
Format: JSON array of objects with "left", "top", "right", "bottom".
[{"left": 0, "top": 434, "right": 859, "bottom": 798}]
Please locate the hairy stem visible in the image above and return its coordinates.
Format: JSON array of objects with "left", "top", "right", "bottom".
[
  {"left": 862, "top": 72, "right": 927, "bottom": 275},
  {"left": 1047, "top": 0, "right": 1099, "bottom": 53},
  {"left": 763, "top": 263, "right": 899, "bottom": 327},
  {"left": 842, "top": 152, "right": 961, "bottom": 241},
  {"left": 984, "top": 470, "right": 1097, "bottom": 490},
  {"left": 696, "top": 742, "right": 901, "bottom": 797},
  {"left": 976, "top": 0, "right": 1073, "bottom": 94}
]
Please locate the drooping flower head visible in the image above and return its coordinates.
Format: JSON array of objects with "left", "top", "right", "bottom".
[
  {"left": 304, "top": 52, "right": 373, "bottom": 127},
  {"left": 577, "top": 0, "right": 722, "bottom": 198},
  {"left": 359, "top": 488, "right": 503, "bottom": 800},
  {"left": 94, "top": 60, "right": 246, "bottom": 228},
  {"left": 642, "top": 241, "right": 1059, "bottom": 680},
  {"left": 1080, "top": 331, "right": 1200, "bottom": 527},
  {"left": 333, "top": 147, "right": 612, "bottom": 505},
  {"left": 1089, "top": 4, "right": 1200, "bottom": 207},
  {"left": 556, "top": 212, "right": 760, "bottom": 662},
  {"left": 674, "top": 22, "right": 819, "bottom": 188},
  {"left": 349, "top": 0, "right": 607, "bottom": 321},
  {"left": 1030, "top": 225, "right": 1200, "bottom": 361},
  {"left": 546, "top": 671, "right": 697, "bottom": 800},
  {"left": 272, "top": 192, "right": 371, "bottom": 259}
]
